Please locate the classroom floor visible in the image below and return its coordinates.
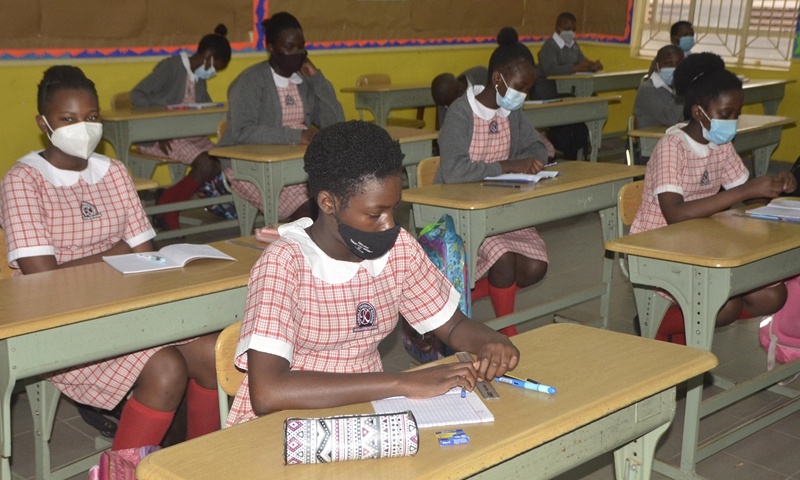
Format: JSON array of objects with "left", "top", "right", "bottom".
[{"left": 9, "top": 149, "right": 800, "bottom": 480}]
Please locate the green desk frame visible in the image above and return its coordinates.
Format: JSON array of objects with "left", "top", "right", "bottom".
[
  {"left": 345, "top": 87, "right": 435, "bottom": 127},
  {"left": 553, "top": 71, "right": 648, "bottom": 97},
  {"left": 523, "top": 99, "right": 612, "bottom": 163}
]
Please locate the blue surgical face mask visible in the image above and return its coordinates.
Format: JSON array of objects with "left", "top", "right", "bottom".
[
  {"left": 559, "top": 29, "right": 576, "bottom": 45},
  {"left": 195, "top": 56, "right": 216, "bottom": 80},
  {"left": 679, "top": 36, "right": 695, "bottom": 52},
  {"left": 658, "top": 66, "right": 676, "bottom": 87},
  {"left": 699, "top": 106, "right": 737, "bottom": 145},
  {"left": 495, "top": 73, "right": 527, "bottom": 111}
]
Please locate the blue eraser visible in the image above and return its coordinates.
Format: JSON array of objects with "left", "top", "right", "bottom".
[{"left": 435, "top": 429, "right": 470, "bottom": 446}]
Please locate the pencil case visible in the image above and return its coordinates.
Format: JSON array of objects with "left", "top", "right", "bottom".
[{"left": 283, "top": 411, "right": 419, "bottom": 465}]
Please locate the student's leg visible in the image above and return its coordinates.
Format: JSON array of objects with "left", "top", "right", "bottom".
[
  {"left": 158, "top": 154, "right": 222, "bottom": 230},
  {"left": 740, "top": 283, "right": 788, "bottom": 319},
  {"left": 486, "top": 254, "right": 547, "bottom": 336},
  {"left": 175, "top": 333, "right": 220, "bottom": 440},
  {"left": 112, "top": 347, "right": 189, "bottom": 450}
]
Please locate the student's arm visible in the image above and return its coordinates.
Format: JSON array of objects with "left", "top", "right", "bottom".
[
  {"left": 510, "top": 112, "right": 549, "bottom": 165},
  {"left": 538, "top": 41, "right": 577, "bottom": 76},
  {"left": 633, "top": 84, "right": 683, "bottom": 127},
  {"left": 130, "top": 60, "right": 174, "bottom": 108},
  {"left": 16, "top": 241, "right": 137, "bottom": 275},
  {"left": 226, "top": 66, "right": 304, "bottom": 145},
  {"left": 300, "top": 60, "right": 346, "bottom": 129}
]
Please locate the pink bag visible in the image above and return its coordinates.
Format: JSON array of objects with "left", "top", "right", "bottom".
[
  {"left": 759, "top": 277, "right": 800, "bottom": 370},
  {"left": 88, "top": 446, "right": 159, "bottom": 480}
]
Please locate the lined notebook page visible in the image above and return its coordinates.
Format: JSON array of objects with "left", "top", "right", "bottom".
[{"left": 371, "top": 389, "right": 494, "bottom": 428}]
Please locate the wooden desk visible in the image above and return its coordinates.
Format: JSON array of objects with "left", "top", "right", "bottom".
[
  {"left": 548, "top": 70, "right": 648, "bottom": 97},
  {"left": 101, "top": 105, "right": 227, "bottom": 178},
  {"left": 137, "top": 324, "right": 717, "bottom": 480},
  {"left": 210, "top": 126, "right": 436, "bottom": 235},
  {"left": 522, "top": 96, "right": 621, "bottom": 162},
  {"left": 0, "top": 239, "right": 263, "bottom": 480},
  {"left": 132, "top": 176, "right": 159, "bottom": 191},
  {"left": 403, "top": 162, "right": 645, "bottom": 331},
  {"left": 742, "top": 78, "right": 796, "bottom": 115},
  {"left": 340, "top": 84, "right": 435, "bottom": 127},
  {"left": 605, "top": 210, "right": 800, "bottom": 479},
  {"left": 627, "top": 114, "right": 796, "bottom": 177}
]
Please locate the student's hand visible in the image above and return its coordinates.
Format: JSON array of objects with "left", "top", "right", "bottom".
[
  {"left": 592, "top": 60, "right": 604, "bottom": 72},
  {"left": 778, "top": 171, "right": 797, "bottom": 193},
  {"left": 503, "top": 158, "right": 544, "bottom": 175},
  {"left": 746, "top": 176, "right": 787, "bottom": 199},
  {"left": 300, "top": 129, "right": 316, "bottom": 145},
  {"left": 400, "top": 363, "right": 478, "bottom": 399},
  {"left": 573, "top": 58, "right": 594, "bottom": 73},
  {"left": 300, "top": 57, "right": 318, "bottom": 77},
  {"left": 157, "top": 140, "right": 172, "bottom": 155},
  {"left": 473, "top": 340, "right": 520, "bottom": 382}
]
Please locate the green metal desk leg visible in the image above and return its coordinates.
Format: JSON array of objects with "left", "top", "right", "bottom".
[
  {"left": 27, "top": 381, "right": 59, "bottom": 480},
  {"left": 0, "top": 342, "right": 18, "bottom": 480},
  {"left": 598, "top": 207, "right": 618, "bottom": 329},
  {"left": 614, "top": 420, "right": 672, "bottom": 480},
  {"left": 752, "top": 143, "right": 778, "bottom": 178},
  {"left": 586, "top": 119, "right": 605, "bottom": 163},
  {"left": 101, "top": 122, "right": 131, "bottom": 166},
  {"left": 633, "top": 288, "right": 672, "bottom": 339},
  {"left": 460, "top": 210, "right": 488, "bottom": 290},
  {"left": 354, "top": 93, "right": 389, "bottom": 128}
]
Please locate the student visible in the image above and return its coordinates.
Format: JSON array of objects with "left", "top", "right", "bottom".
[
  {"left": 0, "top": 66, "right": 221, "bottom": 450},
  {"left": 532, "top": 12, "right": 603, "bottom": 101},
  {"left": 218, "top": 12, "right": 345, "bottom": 221},
  {"left": 225, "top": 121, "right": 519, "bottom": 425},
  {"left": 431, "top": 66, "right": 488, "bottom": 127},
  {"left": 630, "top": 53, "right": 793, "bottom": 343},
  {"left": 435, "top": 28, "right": 550, "bottom": 336},
  {"left": 130, "top": 24, "right": 231, "bottom": 231},
  {"left": 671, "top": 21, "right": 695, "bottom": 55}
]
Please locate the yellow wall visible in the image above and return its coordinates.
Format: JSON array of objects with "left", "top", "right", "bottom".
[{"left": 1, "top": 42, "right": 798, "bottom": 182}]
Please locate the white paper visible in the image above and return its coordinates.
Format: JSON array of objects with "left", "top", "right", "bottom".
[
  {"left": 372, "top": 388, "right": 494, "bottom": 428},
  {"left": 484, "top": 171, "right": 560, "bottom": 184},
  {"left": 102, "top": 244, "right": 234, "bottom": 274}
]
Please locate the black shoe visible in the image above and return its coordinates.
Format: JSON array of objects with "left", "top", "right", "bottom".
[{"left": 76, "top": 403, "right": 118, "bottom": 438}]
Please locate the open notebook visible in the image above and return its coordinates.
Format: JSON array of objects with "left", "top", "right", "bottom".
[
  {"left": 371, "top": 387, "right": 494, "bottom": 428},
  {"left": 103, "top": 244, "right": 234, "bottom": 274},
  {"left": 745, "top": 199, "right": 800, "bottom": 223},
  {"left": 484, "top": 171, "right": 559, "bottom": 184}
]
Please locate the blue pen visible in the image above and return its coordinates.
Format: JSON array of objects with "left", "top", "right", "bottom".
[
  {"left": 494, "top": 375, "right": 556, "bottom": 395},
  {"left": 137, "top": 253, "right": 166, "bottom": 263},
  {"left": 460, "top": 386, "right": 467, "bottom": 398}
]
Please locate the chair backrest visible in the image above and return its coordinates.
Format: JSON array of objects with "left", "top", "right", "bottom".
[
  {"left": 111, "top": 92, "right": 133, "bottom": 110},
  {"left": 356, "top": 74, "right": 391, "bottom": 87},
  {"left": 0, "top": 230, "right": 10, "bottom": 280},
  {"left": 216, "top": 321, "right": 245, "bottom": 397},
  {"left": 417, "top": 157, "right": 440, "bottom": 187},
  {"left": 618, "top": 180, "right": 644, "bottom": 229},
  {"left": 217, "top": 119, "right": 227, "bottom": 139}
]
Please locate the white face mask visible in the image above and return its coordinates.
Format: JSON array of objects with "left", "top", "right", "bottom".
[{"left": 42, "top": 116, "right": 103, "bottom": 160}]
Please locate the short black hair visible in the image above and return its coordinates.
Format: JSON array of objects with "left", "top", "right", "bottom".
[
  {"left": 671, "top": 21, "right": 693, "bottom": 37},
  {"left": 673, "top": 52, "right": 742, "bottom": 119},
  {"left": 304, "top": 121, "right": 404, "bottom": 208},
  {"left": 487, "top": 27, "right": 535, "bottom": 81},
  {"left": 557, "top": 12, "right": 577, "bottom": 25},
  {"left": 197, "top": 24, "right": 232, "bottom": 65},
  {"left": 37, "top": 66, "right": 98, "bottom": 115},
  {"left": 261, "top": 12, "right": 302, "bottom": 48},
  {"left": 656, "top": 44, "right": 683, "bottom": 62}
]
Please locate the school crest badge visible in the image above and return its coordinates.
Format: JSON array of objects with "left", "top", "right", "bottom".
[
  {"left": 80, "top": 201, "right": 102, "bottom": 220},
  {"left": 489, "top": 120, "right": 499, "bottom": 134},
  {"left": 285, "top": 95, "right": 296, "bottom": 106},
  {"left": 353, "top": 302, "right": 378, "bottom": 332},
  {"left": 700, "top": 171, "right": 710, "bottom": 186}
]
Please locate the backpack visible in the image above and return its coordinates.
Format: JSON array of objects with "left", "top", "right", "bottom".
[
  {"left": 402, "top": 215, "right": 471, "bottom": 363},
  {"left": 88, "top": 446, "right": 160, "bottom": 480},
  {"left": 759, "top": 277, "right": 800, "bottom": 370}
]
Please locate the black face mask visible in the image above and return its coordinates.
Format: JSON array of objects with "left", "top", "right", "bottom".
[
  {"left": 334, "top": 205, "right": 400, "bottom": 260},
  {"left": 271, "top": 50, "right": 307, "bottom": 75}
]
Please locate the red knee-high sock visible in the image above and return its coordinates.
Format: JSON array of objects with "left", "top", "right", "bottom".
[
  {"left": 738, "top": 307, "right": 752, "bottom": 320},
  {"left": 489, "top": 283, "right": 520, "bottom": 336},
  {"left": 656, "top": 305, "right": 686, "bottom": 345},
  {"left": 472, "top": 277, "right": 490, "bottom": 301},
  {"left": 186, "top": 379, "right": 220, "bottom": 441},
  {"left": 111, "top": 397, "right": 175, "bottom": 451},
  {"left": 157, "top": 177, "right": 203, "bottom": 230}
]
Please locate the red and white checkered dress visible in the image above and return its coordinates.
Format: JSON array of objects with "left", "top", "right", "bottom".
[
  {"left": 137, "top": 76, "right": 215, "bottom": 165},
  {"left": 0, "top": 153, "right": 187, "bottom": 410},
  {"left": 630, "top": 127, "right": 749, "bottom": 235},
  {"left": 226, "top": 219, "right": 460, "bottom": 426},
  {"left": 226, "top": 81, "right": 311, "bottom": 221},
  {"left": 469, "top": 114, "right": 549, "bottom": 279}
]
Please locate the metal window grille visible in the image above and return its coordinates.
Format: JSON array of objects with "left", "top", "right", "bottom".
[{"left": 632, "top": 0, "right": 800, "bottom": 69}]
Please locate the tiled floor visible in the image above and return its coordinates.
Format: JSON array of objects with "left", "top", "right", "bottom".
[{"left": 10, "top": 152, "right": 800, "bottom": 479}]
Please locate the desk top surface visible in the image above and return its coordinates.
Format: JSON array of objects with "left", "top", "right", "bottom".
[
  {"left": 100, "top": 105, "right": 227, "bottom": 121},
  {"left": 627, "top": 114, "right": 797, "bottom": 139},
  {"left": 0, "top": 238, "right": 264, "bottom": 340},
  {"left": 522, "top": 95, "right": 621, "bottom": 111},
  {"left": 605, "top": 207, "right": 800, "bottom": 267},
  {"left": 209, "top": 126, "right": 437, "bottom": 162},
  {"left": 136, "top": 323, "right": 717, "bottom": 480},
  {"left": 402, "top": 162, "right": 645, "bottom": 209},
  {"left": 743, "top": 78, "right": 797, "bottom": 88},
  {"left": 340, "top": 83, "right": 431, "bottom": 93},
  {"left": 547, "top": 69, "right": 648, "bottom": 81}
]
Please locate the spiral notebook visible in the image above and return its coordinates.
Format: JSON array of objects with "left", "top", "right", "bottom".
[{"left": 371, "top": 388, "right": 494, "bottom": 428}]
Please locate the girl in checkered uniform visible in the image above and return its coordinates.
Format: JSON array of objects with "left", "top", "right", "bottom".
[
  {"left": 0, "top": 67, "right": 221, "bottom": 450},
  {"left": 131, "top": 25, "right": 231, "bottom": 230},
  {"left": 435, "top": 28, "right": 550, "bottom": 336},
  {"left": 218, "top": 12, "right": 345, "bottom": 221},
  {"left": 226, "top": 121, "right": 520, "bottom": 426},
  {"left": 631, "top": 53, "right": 795, "bottom": 343}
]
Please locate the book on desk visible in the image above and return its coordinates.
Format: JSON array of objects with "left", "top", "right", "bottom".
[
  {"left": 484, "top": 171, "right": 560, "bottom": 184},
  {"left": 746, "top": 198, "right": 800, "bottom": 223},
  {"left": 103, "top": 244, "right": 234, "bottom": 274}
]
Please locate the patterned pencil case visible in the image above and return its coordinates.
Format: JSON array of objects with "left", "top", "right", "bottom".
[{"left": 284, "top": 411, "right": 419, "bottom": 465}]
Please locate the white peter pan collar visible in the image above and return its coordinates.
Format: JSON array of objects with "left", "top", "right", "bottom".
[
  {"left": 18, "top": 151, "right": 112, "bottom": 187},
  {"left": 279, "top": 218, "right": 390, "bottom": 285},
  {"left": 552, "top": 31, "right": 574, "bottom": 48},
  {"left": 270, "top": 66, "right": 303, "bottom": 88},
  {"left": 467, "top": 85, "right": 510, "bottom": 121},
  {"left": 651, "top": 71, "right": 674, "bottom": 94},
  {"left": 180, "top": 51, "right": 198, "bottom": 83},
  {"left": 665, "top": 124, "right": 721, "bottom": 156}
]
